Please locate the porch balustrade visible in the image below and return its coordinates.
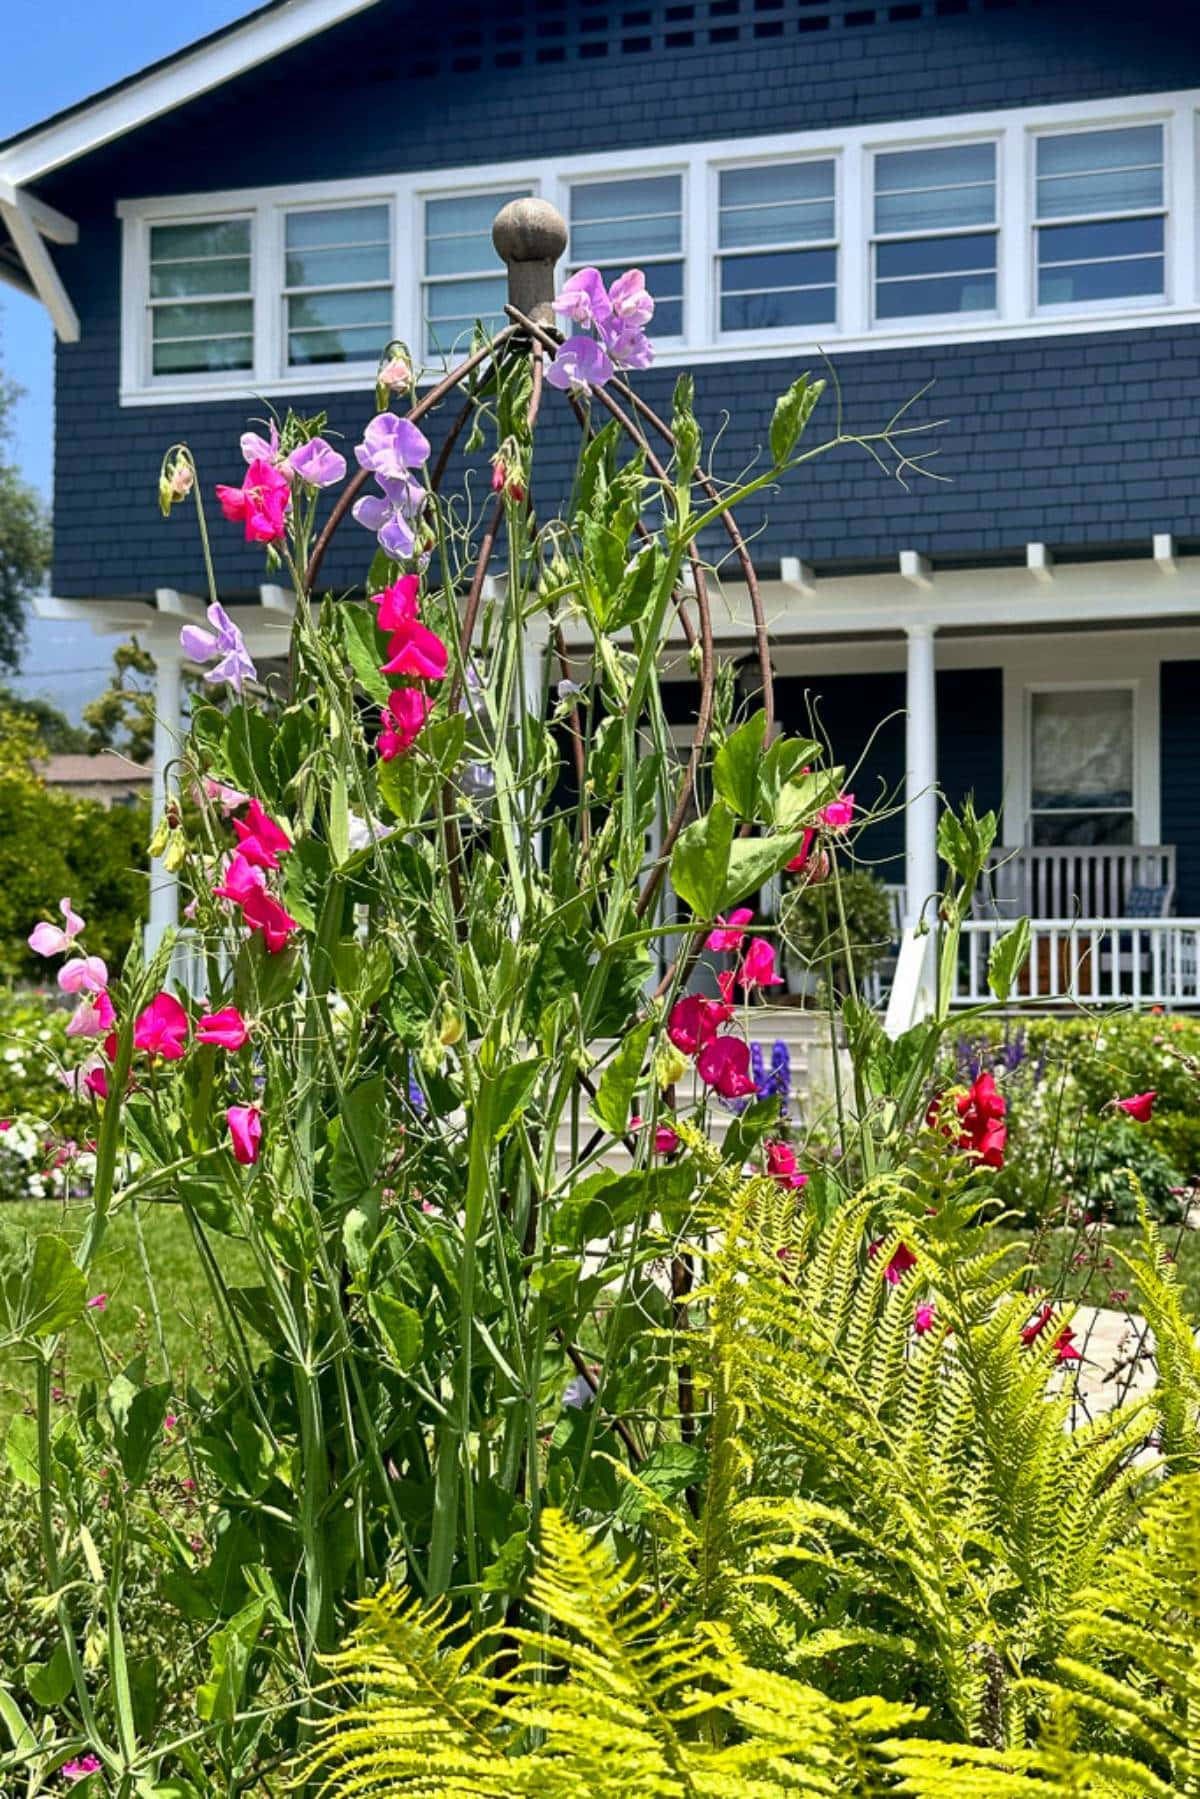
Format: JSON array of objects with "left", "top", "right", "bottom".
[
  {"left": 954, "top": 916, "right": 1200, "bottom": 1009},
  {"left": 977, "top": 845, "right": 1176, "bottom": 920}
]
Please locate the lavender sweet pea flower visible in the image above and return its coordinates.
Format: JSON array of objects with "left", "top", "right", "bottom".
[
  {"left": 608, "top": 268, "right": 654, "bottom": 327},
  {"left": 354, "top": 413, "right": 431, "bottom": 482},
  {"left": 241, "top": 423, "right": 281, "bottom": 465},
  {"left": 552, "top": 267, "right": 613, "bottom": 331},
  {"left": 352, "top": 472, "right": 426, "bottom": 559},
  {"left": 604, "top": 318, "right": 654, "bottom": 371},
  {"left": 545, "top": 334, "right": 614, "bottom": 394},
  {"left": 288, "top": 437, "right": 346, "bottom": 488},
  {"left": 179, "top": 602, "right": 257, "bottom": 695}
]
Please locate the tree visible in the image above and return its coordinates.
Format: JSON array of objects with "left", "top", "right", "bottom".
[
  {"left": 0, "top": 360, "right": 51, "bottom": 673},
  {"left": 82, "top": 636, "right": 155, "bottom": 764},
  {"left": 0, "top": 684, "right": 89, "bottom": 753}
]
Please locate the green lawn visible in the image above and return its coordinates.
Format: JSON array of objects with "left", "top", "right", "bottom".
[
  {"left": 985, "top": 1223, "right": 1200, "bottom": 1316},
  {"left": 0, "top": 1199, "right": 257, "bottom": 1427}
]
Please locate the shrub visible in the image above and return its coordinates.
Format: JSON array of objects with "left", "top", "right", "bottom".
[{"left": 779, "top": 865, "right": 895, "bottom": 993}]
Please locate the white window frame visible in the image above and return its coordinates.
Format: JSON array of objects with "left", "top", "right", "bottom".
[
  {"left": 1031, "top": 116, "right": 1171, "bottom": 318},
  {"left": 279, "top": 196, "right": 395, "bottom": 377},
  {"left": 712, "top": 150, "right": 840, "bottom": 345},
  {"left": 417, "top": 179, "right": 537, "bottom": 363},
  {"left": 563, "top": 166, "right": 688, "bottom": 344},
  {"left": 869, "top": 135, "right": 1000, "bottom": 330},
  {"left": 135, "top": 206, "right": 259, "bottom": 392},
  {"left": 116, "top": 88, "right": 1200, "bottom": 407}
]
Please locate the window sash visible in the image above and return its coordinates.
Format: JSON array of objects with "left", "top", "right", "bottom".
[
  {"left": 1034, "top": 125, "right": 1166, "bottom": 311},
  {"left": 871, "top": 144, "right": 997, "bottom": 323},
  {"left": 147, "top": 216, "right": 254, "bottom": 377}
]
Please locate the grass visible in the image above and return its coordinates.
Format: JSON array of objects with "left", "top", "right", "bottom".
[
  {"left": 0, "top": 1199, "right": 256, "bottom": 1429},
  {"left": 985, "top": 1222, "right": 1200, "bottom": 1315}
]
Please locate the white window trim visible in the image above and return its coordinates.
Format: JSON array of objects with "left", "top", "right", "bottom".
[
  {"left": 711, "top": 149, "right": 840, "bottom": 346},
  {"left": 280, "top": 196, "right": 394, "bottom": 379},
  {"left": 868, "top": 135, "right": 1001, "bottom": 331},
  {"left": 1023, "top": 679, "right": 1140, "bottom": 846},
  {"left": 1031, "top": 119, "right": 1170, "bottom": 317},
  {"left": 117, "top": 87, "right": 1200, "bottom": 408}
]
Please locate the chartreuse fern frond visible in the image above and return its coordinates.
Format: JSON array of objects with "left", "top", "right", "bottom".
[
  {"left": 1117, "top": 1201, "right": 1200, "bottom": 1472},
  {"left": 297, "top": 1507, "right": 927, "bottom": 1798}
]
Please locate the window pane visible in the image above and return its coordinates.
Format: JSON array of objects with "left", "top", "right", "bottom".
[
  {"left": 719, "top": 160, "right": 835, "bottom": 247},
  {"left": 876, "top": 232, "right": 995, "bottom": 279},
  {"left": 876, "top": 271, "right": 996, "bottom": 317},
  {"left": 150, "top": 219, "right": 250, "bottom": 263},
  {"left": 874, "top": 143, "right": 995, "bottom": 234},
  {"left": 426, "top": 190, "right": 530, "bottom": 241},
  {"left": 1031, "top": 689, "right": 1133, "bottom": 811},
  {"left": 1038, "top": 216, "right": 1163, "bottom": 264},
  {"left": 1037, "top": 164, "right": 1163, "bottom": 219},
  {"left": 1036, "top": 125, "right": 1163, "bottom": 221},
  {"left": 286, "top": 204, "right": 388, "bottom": 250},
  {"left": 570, "top": 175, "right": 682, "bottom": 262},
  {"left": 721, "top": 283, "right": 836, "bottom": 330},
  {"left": 721, "top": 247, "right": 836, "bottom": 293},
  {"left": 875, "top": 230, "right": 996, "bottom": 317},
  {"left": 424, "top": 274, "right": 509, "bottom": 356},
  {"left": 285, "top": 242, "right": 390, "bottom": 288},
  {"left": 153, "top": 333, "right": 253, "bottom": 375},
  {"left": 1038, "top": 255, "right": 1163, "bottom": 305},
  {"left": 150, "top": 256, "right": 249, "bottom": 299},
  {"left": 288, "top": 324, "right": 389, "bottom": 366},
  {"left": 152, "top": 299, "right": 253, "bottom": 342},
  {"left": 287, "top": 288, "right": 391, "bottom": 332},
  {"left": 1030, "top": 811, "right": 1135, "bottom": 847}
]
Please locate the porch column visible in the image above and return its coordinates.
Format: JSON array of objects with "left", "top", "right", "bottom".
[
  {"left": 147, "top": 647, "right": 183, "bottom": 951},
  {"left": 904, "top": 623, "right": 938, "bottom": 927}
]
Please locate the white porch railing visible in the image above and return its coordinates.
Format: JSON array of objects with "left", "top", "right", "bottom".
[
  {"left": 978, "top": 845, "right": 1176, "bottom": 919},
  {"left": 954, "top": 917, "right": 1200, "bottom": 1009}
]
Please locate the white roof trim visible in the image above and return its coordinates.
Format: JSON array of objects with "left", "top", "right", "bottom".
[
  {"left": 0, "top": 192, "right": 79, "bottom": 340},
  {"left": 0, "top": 0, "right": 379, "bottom": 189}
]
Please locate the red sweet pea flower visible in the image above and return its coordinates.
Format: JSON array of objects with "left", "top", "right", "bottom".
[
  {"left": 1021, "top": 1303, "right": 1055, "bottom": 1346},
  {"left": 1115, "top": 1091, "right": 1156, "bottom": 1122},
  {"left": 765, "top": 1140, "right": 807, "bottom": 1190},
  {"left": 869, "top": 1238, "right": 918, "bottom": 1286},
  {"left": 955, "top": 1071, "right": 1007, "bottom": 1168},
  {"left": 696, "top": 1034, "right": 757, "bottom": 1099},
  {"left": 240, "top": 886, "right": 299, "bottom": 954},
  {"left": 1054, "top": 1326, "right": 1082, "bottom": 1364},
  {"left": 914, "top": 1302, "right": 937, "bottom": 1335}
]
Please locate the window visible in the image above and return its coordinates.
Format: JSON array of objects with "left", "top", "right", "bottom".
[
  {"left": 283, "top": 204, "right": 392, "bottom": 367},
  {"left": 1035, "top": 124, "right": 1165, "bottom": 308},
  {"left": 1029, "top": 688, "right": 1134, "bottom": 846},
  {"left": 568, "top": 174, "right": 684, "bottom": 334},
  {"left": 717, "top": 159, "right": 836, "bottom": 332},
  {"left": 148, "top": 218, "right": 253, "bottom": 376},
  {"left": 872, "top": 142, "right": 996, "bottom": 320},
  {"left": 423, "top": 189, "right": 530, "bottom": 358}
]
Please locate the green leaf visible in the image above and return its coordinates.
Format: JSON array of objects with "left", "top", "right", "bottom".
[
  {"left": 760, "top": 735, "right": 823, "bottom": 822},
  {"left": 605, "top": 541, "right": 661, "bottom": 634},
  {"left": 670, "top": 802, "right": 735, "bottom": 920},
  {"left": 25, "top": 1641, "right": 72, "bottom": 1708},
  {"left": 369, "top": 1293, "right": 423, "bottom": 1370},
  {"left": 713, "top": 710, "right": 767, "bottom": 819},
  {"left": 988, "top": 917, "right": 1031, "bottom": 1002},
  {"left": 5, "top": 1413, "right": 39, "bottom": 1488},
  {"left": 722, "top": 830, "right": 809, "bottom": 909},
  {"left": 720, "top": 1096, "right": 782, "bottom": 1168},
  {"left": 592, "top": 1017, "right": 654, "bottom": 1137},
  {"left": 107, "top": 1364, "right": 171, "bottom": 1486},
  {"left": 11, "top": 1234, "right": 86, "bottom": 1340},
  {"left": 480, "top": 1528, "right": 529, "bottom": 1593},
  {"left": 552, "top": 1163, "right": 693, "bottom": 1251},
  {"left": 617, "top": 1441, "right": 708, "bottom": 1520},
  {"left": 328, "top": 1076, "right": 388, "bottom": 1202},
  {"left": 196, "top": 1598, "right": 267, "bottom": 1725},
  {"left": 488, "top": 1056, "right": 542, "bottom": 1143},
  {"left": 772, "top": 765, "right": 842, "bottom": 832},
  {"left": 341, "top": 604, "right": 391, "bottom": 704},
  {"left": 769, "top": 371, "right": 825, "bottom": 466}
]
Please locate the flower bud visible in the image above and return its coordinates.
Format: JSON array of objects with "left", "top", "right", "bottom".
[
  {"left": 656, "top": 1043, "right": 690, "bottom": 1090},
  {"left": 438, "top": 1006, "right": 465, "bottom": 1048}
]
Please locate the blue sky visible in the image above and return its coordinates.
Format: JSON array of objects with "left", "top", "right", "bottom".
[{"left": 2, "top": 0, "right": 253, "bottom": 716}]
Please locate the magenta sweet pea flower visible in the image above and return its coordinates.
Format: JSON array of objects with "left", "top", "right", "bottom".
[
  {"left": 737, "top": 938, "right": 784, "bottom": 991},
  {"left": 232, "top": 799, "right": 291, "bottom": 871},
  {"left": 914, "top": 1302, "right": 937, "bottom": 1335},
  {"left": 86, "top": 1294, "right": 107, "bottom": 1313},
  {"left": 765, "top": 1140, "right": 807, "bottom": 1190},
  {"left": 705, "top": 908, "right": 754, "bottom": 953},
  {"left": 371, "top": 574, "right": 421, "bottom": 632},
  {"left": 545, "top": 334, "right": 614, "bottom": 394},
  {"left": 179, "top": 601, "right": 257, "bottom": 695},
  {"left": 196, "top": 1006, "right": 249, "bottom": 1050},
  {"left": 697, "top": 1034, "right": 757, "bottom": 1099},
  {"left": 62, "top": 1755, "right": 102, "bottom": 1784},
  {"left": 28, "top": 897, "right": 85, "bottom": 957},
  {"left": 215, "top": 458, "right": 291, "bottom": 544},
  {"left": 240, "top": 886, "right": 299, "bottom": 954},
  {"left": 58, "top": 955, "right": 108, "bottom": 996},
  {"left": 287, "top": 436, "right": 346, "bottom": 488},
  {"left": 227, "top": 1104, "right": 263, "bottom": 1166},
  {"left": 379, "top": 688, "right": 431, "bottom": 759},
  {"left": 869, "top": 1239, "right": 918, "bottom": 1286},
  {"left": 819, "top": 791, "right": 855, "bottom": 830},
  {"left": 213, "top": 851, "right": 266, "bottom": 908},
  {"left": 380, "top": 619, "right": 449, "bottom": 682},
  {"left": 134, "top": 992, "right": 190, "bottom": 1061},
  {"left": 1115, "top": 1090, "right": 1156, "bottom": 1122},
  {"left": 667, "top": 993, "right": 731, "bottom": 1057}
]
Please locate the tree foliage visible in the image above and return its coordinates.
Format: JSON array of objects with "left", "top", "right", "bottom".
[{"left": 0, "top": 363, "right": 51, "bottom": 673}]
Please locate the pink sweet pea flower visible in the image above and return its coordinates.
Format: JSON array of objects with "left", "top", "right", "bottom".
[
  {"left": 819, "top": 792, "right": 855, "bottom": 830},
  {"left": 134, "top": 992, "right": 190, "bottom": 1061},
  {"left": 1115, "top": 1091, "right": 1156, "bottom": 1122},
  {"left": 869, "top": 1238, "right": 918, "bottom": 1286},
  {"left": 28, "top": 898, "right": 85, "bottom": 957},
  {"left": 227, "top": 1104, "right": 263, "bottom": 1165},
  {"left": 58, "top": 956, "right": 108, "bottom": 995},
  {"left": 213, "top": 852, "right": 266, "bottom": 908},
  {"left": 1054, "top": 1326, "right": 1082, "bottom": 1364},
  {"left": 0, "top": 1121, "right": 10, "bottom": 1132},
  {"left": 232, "top": 798, "right": 292, "bottom": 870},
  {"left": 737, "top": 938, "right": 783, "bottom": 991},
  {"left": 215, "top": 457, "right": 291, "bottom": 544},
  {"left": 697, "top": 1034, "right": 757, "bottom": 1099},
  {"left": 705, "top": 908, "right": 754, "bottom": 953},
  {"left": 240, "top": 887, "right": 298, "bottom": 954},
  {"left": 914, "top": 1302, "right": 937, "bottom": 1335},
  {"left": 201, "top": 777, "right": 251, "bottom": 814},
  {"left": 608, "top": 267, "right": 655, "bottom": 328},
  {"left": 164, "top": 1412, "right": 178, "bottom": 1433},
  {"left": 667, "top": 993, "right": 728, "bottom": 1057},
  {"left": 380, "top": 619, "right": 449, "bottom": 682},
  {"left": 66, "top": 991, "right": 116, "bottom": 1039},
  {"left": 62, "top": 1755, "right": 102, "bottom": 1783},
  {"left": 765, "top": 1140, "right": 807, "bottom": 1190},
  {"left": 631, "top": 1115, "right": 681, "bottom": 1155},
  {"left": 86, "top": 1294, "right": 107, "bottom": 1313},
  {"left": 82, "top": 1062, "right": 110, "bottom": 1100},
  {"left": 379, "top": 688, "right": 431, "bottom": 759},
  {"left": 196, "top": 1006, "right": 249, "bottom": 1051},
  {"left": 371, "top": 574, "right": 421, "bottom": 632}
]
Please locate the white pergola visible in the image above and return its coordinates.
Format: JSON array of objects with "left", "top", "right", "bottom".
[{"left": 34, "top": 585, "right": 295, "bottom": 947}]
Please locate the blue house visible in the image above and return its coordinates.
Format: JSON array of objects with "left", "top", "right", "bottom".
[{"left": 2, "top": 0, "right": 1199, "bottom": 1010}]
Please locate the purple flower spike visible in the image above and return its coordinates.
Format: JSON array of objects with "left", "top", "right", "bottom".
[
  {"left": 288, "top": 437, "right": 346, "bottom": 489},
  {"left": 545, "top": 334, "right": 614, "bottom": 394},
  {"left": 354, "top": 413, "right": 431, "bottom": 482},
  {"left": 179, "top": 602, "right": 257, "bottom": 695}
]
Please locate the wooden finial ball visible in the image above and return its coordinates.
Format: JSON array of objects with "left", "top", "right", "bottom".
[{"left": 492, "top": 197, "right": 568, "bottom": 269}]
